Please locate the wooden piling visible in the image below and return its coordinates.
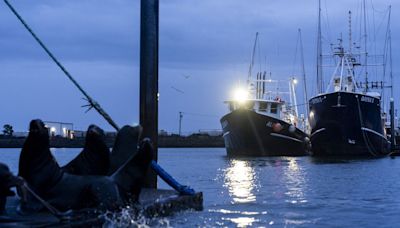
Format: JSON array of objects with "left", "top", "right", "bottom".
[{"left": 140, "top": 0, "right": 159, "bottom": 188}]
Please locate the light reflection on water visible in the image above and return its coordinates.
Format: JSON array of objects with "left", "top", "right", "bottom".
[
  {"left": 3, "top": 148, "right": 400, "bottom": 227},
  {"left": 283, "top": 158, "right": 307, "bottom": 204},
  {"left": 221, "top": 157, "right": 310, "bottom": 227},
  {"left": 224, "top": 159, "right": 256, "bottom": 204}
]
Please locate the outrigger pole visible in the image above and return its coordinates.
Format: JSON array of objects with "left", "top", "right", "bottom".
[{"left": 4, "top": 0, "right": 194, "bottom": 195}]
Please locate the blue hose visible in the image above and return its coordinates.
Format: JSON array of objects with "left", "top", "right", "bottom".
[{"left": 151, "top": 161, "right": 195, "bottom": 195}]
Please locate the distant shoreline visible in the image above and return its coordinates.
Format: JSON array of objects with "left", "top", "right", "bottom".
[{"left": 0, "top": 134, "right": 225, "bottom": 148}]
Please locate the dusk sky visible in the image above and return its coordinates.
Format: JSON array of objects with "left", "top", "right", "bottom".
[{"left": 0, "top": 0, "right": 398, "bottom": 134}]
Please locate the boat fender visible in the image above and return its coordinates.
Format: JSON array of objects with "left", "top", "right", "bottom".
[
  {"left": 272, "top": 123, "right": 282, "bottom": 132},
  {"left": 288, "top": 125, "right": 296, "bottom": 133},
  {"left": 303, "top": 137, "right": 311, "bottom": 150}
]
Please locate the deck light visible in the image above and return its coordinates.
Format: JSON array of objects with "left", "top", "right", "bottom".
[{"left": 233, "top": 88, "right": 248, "bottom": 103}]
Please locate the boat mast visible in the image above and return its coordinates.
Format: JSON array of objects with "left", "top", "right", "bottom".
[
  {"left": 317, "top": 0, "right": 323, "bottom": 94},
  {"left": 289, "top": 78, "right": 299, "bottom": 121},
  {"left": 299, "top": 29, "right": 309, "bottom": 117},
  {"left": 388, "top": 6, "right": 393, "bottom": 99},
  {"left": 248, "top": 32, "right": 259, "bottom": 84},
  {"left": 348, "top": 11, "right": 352, "bottom": 55},
  {"left": 363, "top": 0, "right": 368, "bottom": 93}
]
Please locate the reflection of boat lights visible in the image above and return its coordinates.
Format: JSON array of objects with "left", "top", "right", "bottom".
[
  {"left": 224, "top": 160, "right": 256, "bottom": 203},
  {"left": 283, "top": 158, "right": 307, "bottom": 202},
  {"left": 228, "top": 217, "right": 258, "bottom": 228},
  {"left": 288, "top": 158, "right": 299, "bottom": 171}
]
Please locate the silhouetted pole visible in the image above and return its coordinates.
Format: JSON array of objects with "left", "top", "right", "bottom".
[
  {"left": 390, "top": 98, "right": 396, "bottom": 150},
  {"left": 178, "top": 112, "right": 183, "bottom": 136},
  {"left": 140, "top": 0, "right": 159, "bottom": 188}
]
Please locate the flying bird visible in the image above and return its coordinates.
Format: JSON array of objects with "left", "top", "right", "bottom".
[{"left": 171, "top": 86, "right": 185, "bottom": 94}]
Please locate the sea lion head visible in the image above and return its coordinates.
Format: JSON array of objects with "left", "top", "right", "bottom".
[
  {"left": 27, "top": 119, "right": 49, "bottom": 147},
  {"left": 62, "top": 124, "right": 110, "bottom": 175},
  {"left": 19, "top": 119, "right": 63, "bottom": 194},
  {"left": 86, "top": 124, "right": 106, "bottom": 145}
]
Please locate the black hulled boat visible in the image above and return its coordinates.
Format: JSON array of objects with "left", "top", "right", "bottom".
[
  {"left": 220, "top": 77, "right": 310, "bottom": 157},
  {"left": 309, "top": 36, "right": 390, "bottom": 157}
]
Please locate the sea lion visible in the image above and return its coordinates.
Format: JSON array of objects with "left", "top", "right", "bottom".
[
  {"left": 0, "top": 163, "right": 24, "bottom": 214},
  {"left": 62, "top": 124, "right": 110, "bottom": 175},
  {"left": 109, "top": 125, "right": 142, "bottom": 175},
  {"left": 18, "top": 119, "right": 152, "bottom": 212}
]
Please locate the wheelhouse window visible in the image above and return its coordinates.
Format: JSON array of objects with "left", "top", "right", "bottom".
[
  {"left": 244, "top": 101, "right": 255, "bottom": 110},
  {"left": 259, "top": 102, "right": 268, "bottom": 112},
  {"left": 229, "top": 103, "right": 234, "bottom": 111},
  {"left": 270, "top": 103, "right": 278, "bottom": 114}
]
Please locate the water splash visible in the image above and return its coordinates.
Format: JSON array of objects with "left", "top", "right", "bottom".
[{"left": 102, "top": 206, "right": 172, "bottom": 228}]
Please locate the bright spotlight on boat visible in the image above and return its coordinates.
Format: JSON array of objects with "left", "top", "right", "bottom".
[
  {"left": 293, "top": 78, "right": 298, "bottom": 84},
  {"left": 233, "top": 88, "right": 248, "bottom": 103},
  {"left": 309, "top": 111, "right": 314, "bottom": 119}
]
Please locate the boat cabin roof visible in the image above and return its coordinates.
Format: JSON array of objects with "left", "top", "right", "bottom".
[{"left": 224, "top": 98, "right": 284, "bottom": 104}]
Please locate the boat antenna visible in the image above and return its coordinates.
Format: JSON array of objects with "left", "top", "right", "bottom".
[
  {"left": 317, "top": 0, "right": 323, "bottom": 94},
  {"left": 348, "top": 11, "right": 352, "bottom": 54},
  {"left": 248, "top": 32, "right": 259, "bottom": 83},
  {"left": 299, "top": 29, "right": 309, "bottom": 118}
]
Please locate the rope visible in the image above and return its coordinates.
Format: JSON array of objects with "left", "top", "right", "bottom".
[
  {"left": 4, "top": 0, "right": 119, "bottom": 132},
  {"left": 21, "top": 183, "right": 63, "bottom": 219},
  {"left": 4, "top": 0, "right": 195, "bottom": 196}
]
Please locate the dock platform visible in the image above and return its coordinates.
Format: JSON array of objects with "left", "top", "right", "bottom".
[{"left": 1, "top": 188, "right": 203, "bottom": 227}]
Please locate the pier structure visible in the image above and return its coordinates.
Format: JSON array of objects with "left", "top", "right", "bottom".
[{"left": 140, "top": 0, "right": 159, "bottom": 188}]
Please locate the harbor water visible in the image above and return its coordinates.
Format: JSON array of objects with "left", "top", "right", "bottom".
[{"left": 1, "top": 148, "right": 400, "bottom": 227}]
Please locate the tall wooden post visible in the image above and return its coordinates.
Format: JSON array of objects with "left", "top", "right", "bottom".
[{"left": 140, "top": 0, "right": 159, "bottom": 188}]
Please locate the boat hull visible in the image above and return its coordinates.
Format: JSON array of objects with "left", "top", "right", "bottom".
[
  {"left": 220, "top": 109, "right": 309, "bottom": 156},
  {"left": 309, "top": 92, "right": 390, "bottom": 157}
]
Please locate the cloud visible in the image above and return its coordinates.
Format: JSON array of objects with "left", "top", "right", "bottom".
[{"left": 0, "top": 0, "right": 398, "bottom": 132}]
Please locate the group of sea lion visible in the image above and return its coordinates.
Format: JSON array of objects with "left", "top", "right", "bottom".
[{"left": 0, "top": 119, "right": 152, "bottom": 214}]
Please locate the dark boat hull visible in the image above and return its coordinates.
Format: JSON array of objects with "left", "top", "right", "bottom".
[
  {"left": 309, "top": 92, "right": 390, "bottom": 157},
  {"left": 220, "top": 109, "right": 309, "bottom": 156}
]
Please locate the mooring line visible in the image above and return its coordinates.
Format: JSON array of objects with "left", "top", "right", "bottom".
[{"left": 4, "top": 0, "right": 119, "bottom": 131}]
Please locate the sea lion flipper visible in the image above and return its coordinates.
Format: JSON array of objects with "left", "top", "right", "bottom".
[
  {"left": 62, "top": 124, "right": 110, "bottom": 175},
  {"left": 108, "top": 125, "right": 142, "bottom": 175},
  {"left": 111, "top": 138, "right": 153, "bottom": 202}
]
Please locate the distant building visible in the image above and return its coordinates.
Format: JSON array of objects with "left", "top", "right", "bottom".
[
  {"left": 159, "top": 129, "right": 169, "bottom": 136},
  {"left": 197, "top": 129, "right": 223, "bottom": 136},
  {"left": 12, "top": 132, "right": 29, "bottom": 138},
  {"left": 73, "top": 130, "right": 85, "bottom": 138},
  {"left": 44, "top": 121, "right": 74, "bottom": 139}
]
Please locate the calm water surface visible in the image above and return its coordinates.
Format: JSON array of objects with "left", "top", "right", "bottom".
[{"left": 1, "top": 148, "right": 400, "bottom": 227}]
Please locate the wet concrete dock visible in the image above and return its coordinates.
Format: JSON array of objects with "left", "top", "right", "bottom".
[{"left": 1, "top": 188, "right": 203, "bottom": 227}]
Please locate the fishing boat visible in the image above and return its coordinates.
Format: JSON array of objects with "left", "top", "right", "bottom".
[
  {"left": 221, "top": 78, "right": 310, "bottom": 156},
  {"left": 220, "top": 33, "right": 310, "bottom": 157},
  {"left": 309, "top": 4, "right": 391, "bottom": 157}
]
